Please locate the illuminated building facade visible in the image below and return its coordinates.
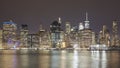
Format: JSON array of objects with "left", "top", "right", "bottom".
[
  {"left": 27, "top": 34, "right": 39, "bottom": 48},
  {"left": 99, "top": 25, "right": 111, "bottom": 47},
  {"left": 69, "top": 26, "right": 79, "bottom": 48},
  {"left": 79, "top": 22, "right": 84, "bottom": 30},
  {"left": 2, "top": 20, "right": 17, "bottom": 48},
  {"left": 65, "top": 22, "right": 71, "bottom": 34},
  {"left": 50, "top": 18, "right": 63, "bottom": 48},
  {"left": 111, "top": 21, "right": 120, "bottom": 47},
  {"left": 20, "top": 24, "right": 29, "bottom": 47},
  {"left": 79, "top": 29, "right": 93, "bottom": 48},
  {"left": 0, "top": 13, "right": 119, "bottom": 49},
  {"left": 39, "top": 25, "right": 51, "bottom": 48},
  {"left": 78, "top": 13, "right": 95, "bottom": 48},
  {"left": 65, "top": 22, "right": 71, "bottom": 47},
  {"left": 92, "top": 32, "right": 96, "bottom": 45}
]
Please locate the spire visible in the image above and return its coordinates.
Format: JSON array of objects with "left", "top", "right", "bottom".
[
  {"left": 86, "top": 12, "right": 88, "bottom": 21},
  {"left": 84, "top": 12, "right": 90, "bottom": 29},
  {"left": 58, "top": 17, "right": 61, "bottom": 23}
]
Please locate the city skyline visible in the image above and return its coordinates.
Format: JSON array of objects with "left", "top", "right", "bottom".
[
  {"left": 0, "top": 16, "right": 119, "bottom": 35},
  {"left": 0, "top": 0, "right": 120, "bottom": 33},
  {"left": 0, "top": 18, "right": 119, "bottom": 49}
]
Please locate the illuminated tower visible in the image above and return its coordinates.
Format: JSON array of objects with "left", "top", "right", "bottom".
[
  {"left": 112, "top": 21, "right": 118, "bottom": 34},
  {"left": 99, "top": 25, "right": 110, "bottom": 47},
  {"left": 112, "top": 21, "right": 119, "bottom": 46},
  {"left": 39, "top": 24, "right": 45, "bottom": 48},
  {"left": 102, "top": 25, "right": 107, "bottom": 38},
  {"left": 50, "top": 20, "right": 62, "bottom": 48},
  {"left": 84, "top": 12, "right": 90, "bottom": 29},
  {"left": 20, "top": 24, "right": 29, "bottom": 47},
  {"left": 39, "top": 24, "right": 51, "bottom": 48},
  {"left": 103, "top": 25, "right": 110, "bottom": 46},
  {"left": 65, "top": 22, "right": 71, "bottom": 34}
]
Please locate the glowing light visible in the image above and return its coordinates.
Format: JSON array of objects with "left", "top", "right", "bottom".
[
  {"left": 62, "top": 42, "right": 66, "bottom": 48},
  {"left": 13, "top": 41, "right": 20, "bottom": 48},
  {"left": 79, "top": 23, "right": 84, "bottom": 30},
  {"left": 73, "top": 44, "right": 78, "bottom": 48},
  {"left": 73, "top": 50, "right": 78, "bottom": 68}
]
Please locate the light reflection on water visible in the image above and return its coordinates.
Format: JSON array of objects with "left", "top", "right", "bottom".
[
  {"left": 73, "top": 50, "right": 78, "bottom": 68},
  {"left": 0, "top": 50, "right": 120, "bottom": 68}
]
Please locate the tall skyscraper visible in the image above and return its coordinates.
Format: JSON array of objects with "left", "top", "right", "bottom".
[
  {"left": 102, "top": 25, "right": 107, "bottom": 37},
  {"left": 39, "top": 25, "right": 51, "bottom": 48},
  {"left": 92, "top": 32, "right": 96, "bottom": 45},
  {"left": 50, "top": 20, "right": 62, "bottom": 48},
  {"left": 84, "top": 12, "right": 90, "bottom": 29},
  {"left": 78, "top": 13, "right": 95, "bottom": 48},
  {"left": 2, "top": 20, "right": 17, "bottom": 48},
  {"left": 65, "top": 22, "right": 71, "bottom": 34},
  {"left": 112, "top": 21, "right": 118, "bottom": 34},
  {"left": 20, "top": 24, "right": 29, "bottom": 47},
  {"left": 112, "top": 21, "right": 120, "bottom": 46},
  {"left": 99, "top": 25, "right": 110, "bottom": 47}
]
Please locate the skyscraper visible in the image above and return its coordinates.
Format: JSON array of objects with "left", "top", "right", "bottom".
[
  {"left": 78, "top": 13, "right": 95, "bottom": 48},
  {"left": 39, "top": 25, "right": 51, "bottom": 48},
  {"left": 2, "top": 20, "right": 17, "bottom": 48},
  {"left": 50, "top": 19, "right": 62, "bottom": 48},
  {"left": 20, "top": 24, "right": 29, "bottom": 47},
  {"left": 65, "top": 22, "right": 71, "bottom": 34},
  {"left": 99, "top": 25, "right": 110, "bottom": 47},
  {"left": 112, "top": 21, "right": 120, "bottom": 47}
]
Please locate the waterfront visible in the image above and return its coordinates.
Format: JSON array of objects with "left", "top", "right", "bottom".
[{"left": 0, "top": 50, "right": 120, "bottom": 68}]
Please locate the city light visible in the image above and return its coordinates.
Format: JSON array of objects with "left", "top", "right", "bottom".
[{"left": 0, "top": 13, "right": 119, "bottom": 50}]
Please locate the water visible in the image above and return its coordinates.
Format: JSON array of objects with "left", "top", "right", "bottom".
[{"left": 0, "top": 50, "right": 120, "bottom": 68}]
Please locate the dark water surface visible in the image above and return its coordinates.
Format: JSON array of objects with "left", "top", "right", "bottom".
[{"left": 0, "top": 50, "right": 120, "bottom": 68}]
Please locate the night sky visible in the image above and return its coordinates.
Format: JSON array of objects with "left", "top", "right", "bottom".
[{"left": 0, "top": 0, "right": 120, "bottom": 34}]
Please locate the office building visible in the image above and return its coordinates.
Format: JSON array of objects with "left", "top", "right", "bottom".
[
  {"left": 99, "top": 25, "right": 111, "bottom": 47},
  {"left": 39, "top": 25, "right": 51, "bottom": 48},
  {"left": 50, "top": 18, "right": 63, "bottom": 48},
  {"left": 112, "top": 21, "right": 120, "bottom": 47},
  {"left": 2, "top": 20, "right": 17, "bottom": 48},
  {"left": 65, "top": 22, "right": 71, "bottom": 34},
  {"left": 20, "top": 24, "right": 29, "bottom": 47}
]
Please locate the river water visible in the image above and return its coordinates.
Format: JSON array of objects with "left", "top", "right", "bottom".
[{"left": 0, "top": 50, "right": 120, "bottom": 68}]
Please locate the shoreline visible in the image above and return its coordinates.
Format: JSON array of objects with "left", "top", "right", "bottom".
[{"left": 0, "top": 48, "right": 120, "bottom": 51}]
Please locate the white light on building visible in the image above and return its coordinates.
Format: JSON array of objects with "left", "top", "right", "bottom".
[{"left": 79, "top": 23, "right": 84, "bottom": 30}]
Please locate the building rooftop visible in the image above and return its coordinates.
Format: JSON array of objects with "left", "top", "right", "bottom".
[{"left": 3, "top": 20, "right": 15, "bottom": 24}]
